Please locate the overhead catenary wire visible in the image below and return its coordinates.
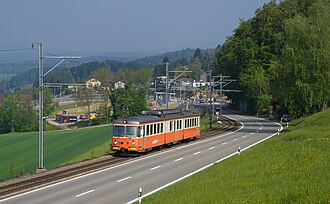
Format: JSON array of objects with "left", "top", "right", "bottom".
[{"left": 0, "top": 47, "right": 32, "bottom": 52}]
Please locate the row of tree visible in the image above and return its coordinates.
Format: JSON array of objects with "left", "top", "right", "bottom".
[{"left": 214, "top": 0, "right": 329, "bottom": 118}]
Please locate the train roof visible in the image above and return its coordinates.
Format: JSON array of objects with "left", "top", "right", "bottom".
[{"left": 113, "top": 109, "right": 199, "bottom": 125}]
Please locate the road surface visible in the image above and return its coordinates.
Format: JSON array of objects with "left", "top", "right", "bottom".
[{"left": 0, "top": 112, "right": 282, "bottom": 204}]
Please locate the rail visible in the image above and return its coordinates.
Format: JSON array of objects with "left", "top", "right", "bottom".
[{"left": 0, "top": 116, "right": 238, "bottom": 199}]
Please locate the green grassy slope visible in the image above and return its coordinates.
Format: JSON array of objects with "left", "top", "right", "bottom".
[
  {"left": 141, "top": 109, "right": 330, "bottom": 203},
  {"left": 0, "top": 126, "right": 112, "bottom": 180}
]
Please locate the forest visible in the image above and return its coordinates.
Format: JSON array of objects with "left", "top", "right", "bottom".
[
  {"left": 0, "top": 0, "right": 329, "bottom": 134},
  {"left": 214, "top": 0, "right": 329, "bottom": 118}
]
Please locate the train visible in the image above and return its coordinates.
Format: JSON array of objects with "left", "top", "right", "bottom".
[{"left": 111, "top": 109, "right": 200, "bottom": 155}]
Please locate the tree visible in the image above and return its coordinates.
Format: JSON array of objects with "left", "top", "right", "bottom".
[
  {"left": 74, "top": 87, "right": 96, "bottom": 115},
  {"left": 275, "top": 0, "right": 330, "bottom": 117},
  {"left": 110, "top": 87, "right": 148, "bottom": 119},
  {"left": 90, "top": 68, "right": 114, "bottom": 123},
  {"left": 190, "top": 58, "right": 202, "bottom": 81}
]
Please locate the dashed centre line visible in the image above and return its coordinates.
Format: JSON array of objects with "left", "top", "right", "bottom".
[
  {"left": 243, "top": 135, "right": 247, "bottom": 138},
  {"left": 150, "top": 166, "right": 161, "bottom": 171},
  {"left": 250, "top": 133, "right": 254, "bottom": 135},
  {"left": 175, "top": 158, "right": 183, "bottom": 162},
  {"left": 209, "top": 146, "right": 215, "bottom": 150},
  {"left": 233, "top": 138, "right": 238, "bottom": 141},
  {"left": 116, "top": 176, "right": 131, "bottom": 183},
  {"left": 193, "top": 151, "right": 201, "bottom": 155},
  {"left": 75, "top": 190, "right": 95, "bottom": 198},
  {"left": 222, "top": 142, "right": 227, "bottom": 145}
]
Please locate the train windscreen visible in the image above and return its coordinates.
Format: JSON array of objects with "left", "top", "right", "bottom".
[
  {"left": 113, "top": 125, "right": 139, "bottom": 138},
  {"left": 126, "top": 126, "right": 138, "bottom": 138},
  {"left": 113, "top": 125, "right": 125, "bottom": 137}
]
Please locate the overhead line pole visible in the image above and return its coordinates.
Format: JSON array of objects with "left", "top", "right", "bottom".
[
  {"left": 165, "top": 62, "right": 169, "bottom": 109},
  {"left": 37, "top": 41, "right": 81, "bottom": 172}
]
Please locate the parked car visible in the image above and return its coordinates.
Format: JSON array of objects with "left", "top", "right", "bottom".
[
  {"left": 281, "top": 114, "right": 292, "bottom": 122},
  {"left": 79, "top": 114, "right": 88, "bottom": 121}
]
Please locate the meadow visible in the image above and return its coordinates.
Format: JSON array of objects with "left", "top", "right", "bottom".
[
  {"left": 0, "top": 125, "right": 112, "bottom": 180},
  {"left": 141, "top": 109, "right": 330, "bottom": 203}
]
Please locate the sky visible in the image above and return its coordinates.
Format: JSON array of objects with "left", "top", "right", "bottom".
[{"left": 0, "top": 0, "right": 270, "bottom": 53}]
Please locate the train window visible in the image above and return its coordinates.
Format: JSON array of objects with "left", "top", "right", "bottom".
[
  {"left": 113, "top": 125, "right": 125, "bottom": 137},
  {"left": 195, "top": 118, "right": 197, "bottom": 126},
  {"left": 176, "top": 120, "right": 179, "bottom": 130},
  {"left": 170, "top": 121, "right": 173, "bottom": 131},
  {"left": 146, "top": 125, "right": 150, "bottom": 136},
  {"left": 151, "top": 124, "right": 154, "bottom": 135},
  {"left": 126, "top": 126, "right": 137, "bottom": 138},
  {"left": 184, "top": 119, "right": 187, "bottom": 128},
  {"left": 153, "top": 124, "right": 156, "bottom": 134},
  {"left": 157, "top": 123, "right": 160, "bottom": 134},
  {"left": 160, "top": 123, "right": 163, "bottom": 133}
]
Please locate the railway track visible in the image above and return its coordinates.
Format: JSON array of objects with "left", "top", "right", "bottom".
[{"left": 0, "top": 116, "right": 238, "bottom": 199}]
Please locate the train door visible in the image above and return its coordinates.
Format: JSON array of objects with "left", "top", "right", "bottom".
[
  {"left": 173, "top": 120, "right": 176, "bottom": 142},
  {"left": 141, "top": 125, "right": 145, "bottom": 151}
]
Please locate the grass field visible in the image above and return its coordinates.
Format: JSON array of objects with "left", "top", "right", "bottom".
[
  {"left": 0, "top": 112, "right": 215, "bottom": 181},
  {"left": 0, "top": 125, "right": 112, "bottom": 180},
  {"left": 141, "top": 109, "right": 330, "bottom": 203}
]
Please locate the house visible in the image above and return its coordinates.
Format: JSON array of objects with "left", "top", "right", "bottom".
[
  {"left": 114, "top": 81, "right": 125, "bottom": 89},
  {"left": 86, "top": 79, "right": 101, "bottom": 88},
  {"left": 193, "top": 80, "right": 207, "bottom": 88}
]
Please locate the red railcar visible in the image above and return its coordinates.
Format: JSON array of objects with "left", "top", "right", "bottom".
[{"left": 112, "top": 109, "right": 200, "bottom": 154}]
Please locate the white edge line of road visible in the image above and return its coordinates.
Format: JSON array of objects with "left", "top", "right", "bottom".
[
  {"left": 0, "top": 115, "right": 246, "bottom": 203},
  {"left": 127, "top": 121, "right": 283, "bottom": 204}
]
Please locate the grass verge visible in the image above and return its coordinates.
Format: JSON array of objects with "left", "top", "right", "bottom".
[
  {"left": 0, "top": 125, "right": 112, "bottom": 181},
  {"left": 140, "top": 109, "right": 330, "bottom": 203}
]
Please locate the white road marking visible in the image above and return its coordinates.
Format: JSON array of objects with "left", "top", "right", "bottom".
[
  {"left": 250, "top": 133, "right": 254, "bottom": 135},
  {"left": 222, "top": 142, "right": 227, "bottom": 145},
  {"left": 0, "top": 115, "right": 247, "bottom": 203},
  {"left": 127, "top": 121, "right": 284, "bottom": 204},
  {"left": 259, "top": 127, "right": 262, "bottom": 130},
  {"left": 209, "top": 146, "right": 215, "bottom": 150},
  {"left": 75, "top": 190, "right": 95, "bottom": 198},
  {"left": 116, "top": 176, "right": 131, "bottom": 183},
  {"left": 175, "top": 158, "right": 183, "bottom": 162},
  {"left": 243, "top": 135, "right": 247, "bottom": 138},
  {"left": 233, "top": 139, "right": 238, "bottom": 141},
  {"left": 193, "top": 151, "right": 201, "bottom": 155},
  {"left": 150, "top": 166, "right": 161, "bottom": 171}
]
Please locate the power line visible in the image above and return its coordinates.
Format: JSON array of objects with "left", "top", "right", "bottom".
[{"left": 0, "top": 48, "right": 32, "bottom": 52}]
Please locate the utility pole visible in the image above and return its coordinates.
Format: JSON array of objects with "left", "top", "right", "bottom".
[
  {"left": 209, "top": 70, "right": 213, "bottom": 130},
  {"left": 154, "top": 80, "right": 157, "bottom": 101},
  {"left": 37, "top": 42, "right": 44, "bottom": 172},
  {"left": 212, "top": 74, "right": 240, "bottom": 122},
  {"left": 165, "top": 62, "right": 169, "bottom": 109},
  {"left": 37, "top": 41, "right": 81, "bottom": 172}
]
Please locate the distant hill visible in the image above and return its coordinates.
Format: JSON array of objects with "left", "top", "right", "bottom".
[{"left": 3, "top": 48, "right": 196, "bottom": 89}]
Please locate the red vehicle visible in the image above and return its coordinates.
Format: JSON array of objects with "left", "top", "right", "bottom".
[{"left": 112, "top": 109, "right": 200, "bottom": 155}]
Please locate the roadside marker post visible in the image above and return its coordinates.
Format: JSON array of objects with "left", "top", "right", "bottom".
[
  {"left": 138, "top": 187, "right": 143, "bottom": 203},
  {"left": 238, "top": 147, "right": 241, "bottom": 155}
]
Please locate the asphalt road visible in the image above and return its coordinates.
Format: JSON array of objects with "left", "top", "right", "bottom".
[{"left": 0, "top": 112, "right": 282, "bottom": 204}]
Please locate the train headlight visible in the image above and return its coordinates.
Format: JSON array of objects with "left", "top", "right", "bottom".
[
  {"left": 132, "top": 140, "right": 135, "bottom": 145},
  {"left": 114, "top": 140, "right": 118, "bottom": 145}
]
